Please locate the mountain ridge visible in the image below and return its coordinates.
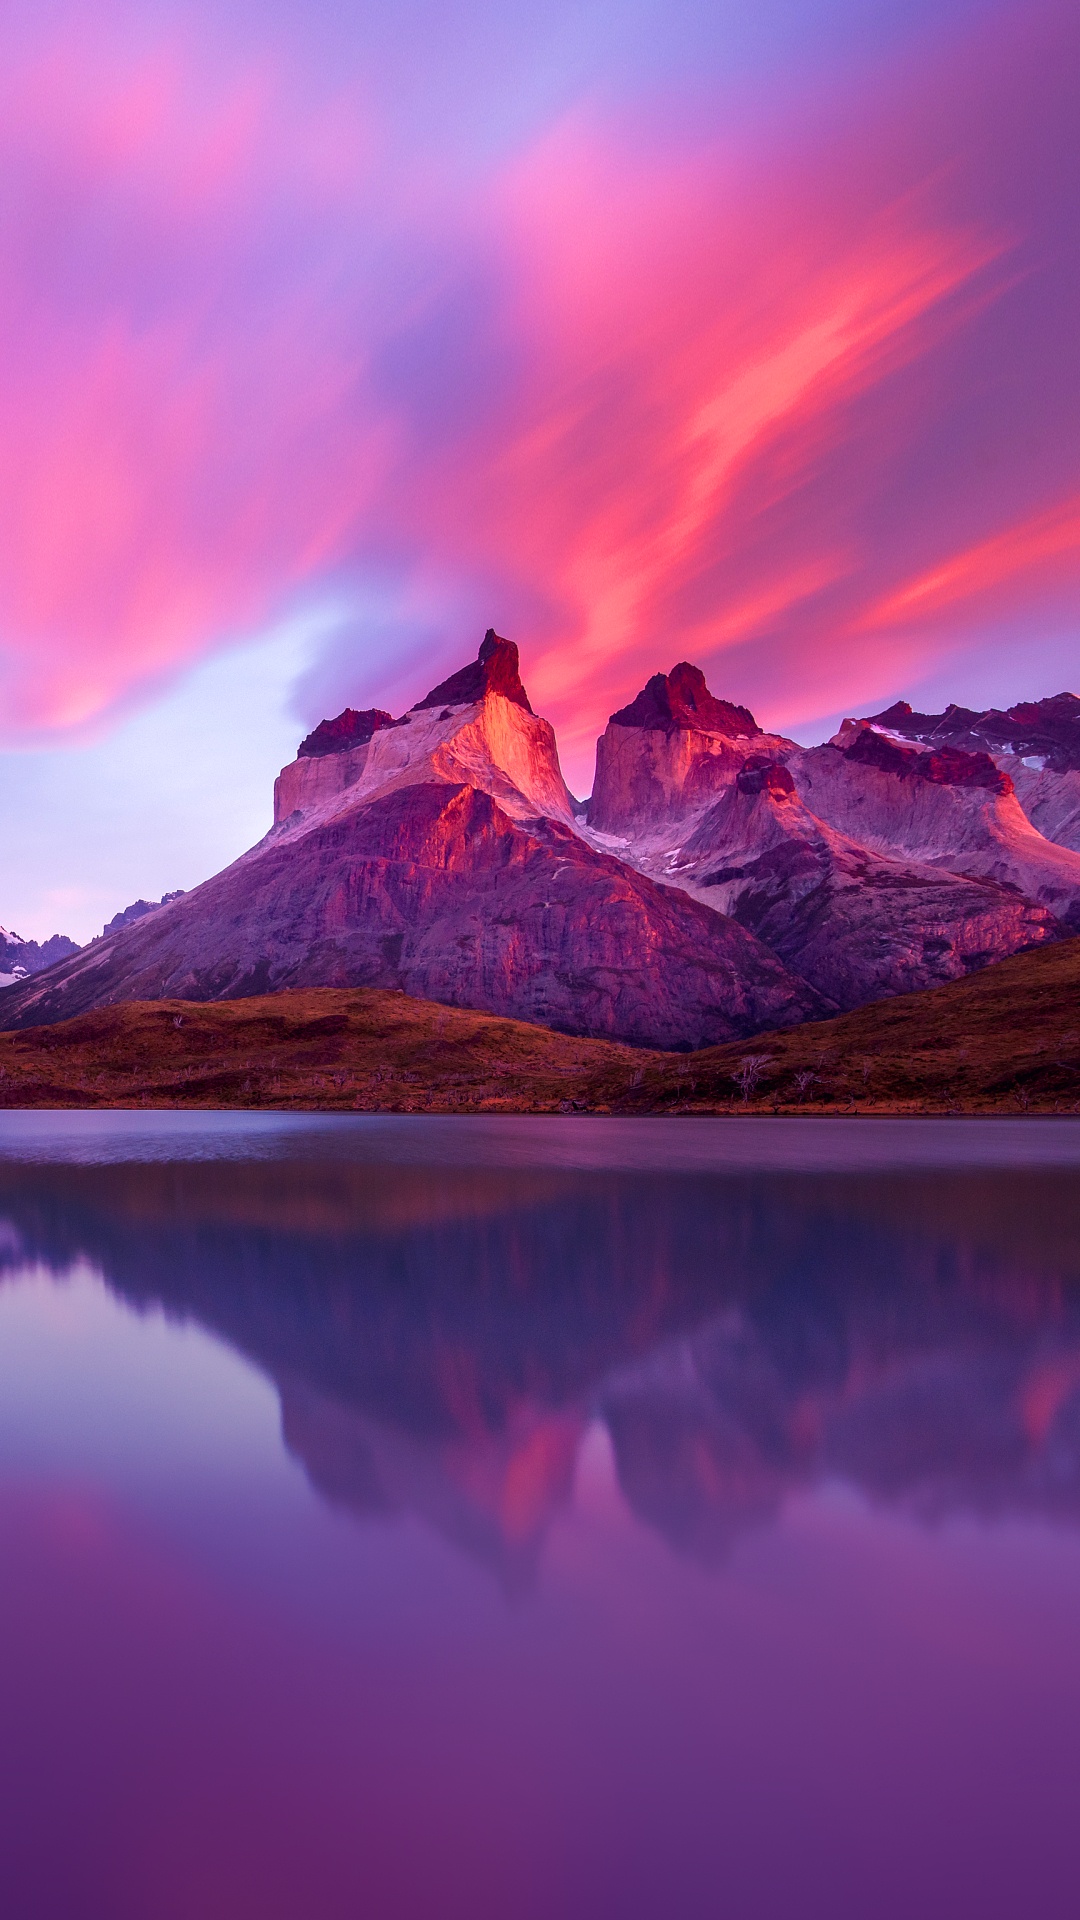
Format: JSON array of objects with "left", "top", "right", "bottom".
[{"left": 2, "top": 634, "right": 1078, "bottom": 1047}]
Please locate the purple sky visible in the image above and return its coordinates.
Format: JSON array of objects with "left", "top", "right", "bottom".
[{"left": 1, "top": 0, "right": 1078, "bottom": 940}]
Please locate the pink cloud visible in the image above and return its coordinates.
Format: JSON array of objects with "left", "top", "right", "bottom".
[
  {"left": 0, "top": 24, "right": 388, "bottom": 735},
  {"left": 0, "top": 0, "right": 1077, "bottom": 783}
]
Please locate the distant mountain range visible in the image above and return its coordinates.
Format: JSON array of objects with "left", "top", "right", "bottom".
[
  {"left": 0, "top": 927, "right": 79, "bottom": 986},
  {"left": 2, "top": 634, "right": 1078, "bottom": 1047},
  {"left": 0, "top": 892, "right": 185, "bottom": 989}
]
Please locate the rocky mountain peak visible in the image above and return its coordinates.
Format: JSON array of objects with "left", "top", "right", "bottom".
[
  {"left": 1, "top": 926, "right": 80, "bottom": 977},
  {"left": 414, "top": 629, "right": 533, "bottom": 715},
  {"left": 98, "top": 893, "right": 186, "bottom": 940},
  {"left": 868, "top": 692, "right": 1080, "bottom": 772},
  {"left": 609, "top": 663, "right": 760, "bottom": 737},
  {"left": 298, "top": 709, "right": 398, "bottom": 759}
]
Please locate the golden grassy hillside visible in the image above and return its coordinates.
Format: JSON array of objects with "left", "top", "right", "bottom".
[{"left": 0, "top": 936, "right": 1078, "bottom": 1113}]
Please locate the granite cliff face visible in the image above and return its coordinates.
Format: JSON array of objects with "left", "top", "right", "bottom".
[
  {"left": 274, "top": 631, "right": 575, "bottom": 830},
  {"left": 864, "top": 693, "right": 1080, "bottom": 852},
  {"left": 588, "top": 662, "right": 794, "bottom": 836},
  {"left": 0, "top": 639, "right": 820, "bottom": 1047}
]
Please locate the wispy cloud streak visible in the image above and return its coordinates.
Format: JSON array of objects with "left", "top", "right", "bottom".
[{"left": 0, "top": 0, "right": 1076, "bottom": 780}]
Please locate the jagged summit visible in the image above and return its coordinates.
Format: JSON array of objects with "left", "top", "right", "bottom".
[
  {"left": 610, "top": 664, "right": 760, "bottom": 737},
  {"left": 98, "top": 892, "right": 186, "bottom": 939},
  {"left": 1, "top": 925, "right": 80, "bottom": 978},
  {"left": 294, "top": 633, "right": 530, "bottom": 768},
  {"left": 834, "top": 722, "right": 1013, "bottom": 794},
  {"left": 589, "top": 663, "right": 788, "bottom": 835},
  {"left": 298, "top": 709, "right": 398, "bottom": 758},
  {"left": 273, "top": 627, "right": 571, "bottom": 830},
  {"left": 7, "top": 643, "right": 1080, "bottom": 1043},
  {"left": 415, "top": 629, "right": 533, "bottom": 715},
  {"left": 869, "top": 692, "right": 1080, "bottom": 772}
]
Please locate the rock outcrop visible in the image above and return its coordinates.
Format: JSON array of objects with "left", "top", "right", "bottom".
[
  {"left": 790, "top": 724, "right": 1080, "bottom": 928},
  {"left": 609, "top": 663, "right": 759, "bottom": 738},
  {"left": 99, "top": 892, "right": 185, "bottom": 939},
  {"left": 297, "top": 708, "right": 398, "bottom": 758},
  {"left": 866, "top": 693, "right": 1080, "bottom": 850},
  {"left": 274, "top": 631, "right": 575, "bottom": 828},
  {"left": 413, "top": 627, "right": 533, "bottom": 713},
  {"left": 667, "top": 759, "right": 1057, "bottom": 1009},
  {"left": 588, "top": 664, "right": 794, "bottom": 836}
]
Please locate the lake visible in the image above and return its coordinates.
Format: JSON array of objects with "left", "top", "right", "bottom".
[{"left": 2, "top": 1113, "right": 1080, "bottom": 1919}]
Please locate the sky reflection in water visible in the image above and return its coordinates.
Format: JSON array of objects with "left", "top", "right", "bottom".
[{"left": 1, "top": 1115, "right": 1079, "bottom": 1920}]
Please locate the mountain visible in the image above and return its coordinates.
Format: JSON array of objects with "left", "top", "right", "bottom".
[
  {"left": 0, "top": 634, "right": 820, "bottom": 1047},
  {"left": 98, "top": 891, "right": 185, "bottom": 939},
  {"left": 2, "top": 934, "right": 1078, "bottom": 1113},
  {"left": 3, "top": 638, "right": 1078, "bottom": 1043},
  {"left": 791, "top": 720, "right": 1080, "bottom": 927},
  {"left": 0, "top": 926, "right": 80, "bottom": 986},
  {"left": 274, "top": 629, "right": 574, "bottom": 830},
  {"left": 587, "top": 661, "right": 796, "bottom": 837},
  {"left": 582, "top": 667, "right": 1062, "bottom": 1009},
  {"left": 869, "top": 692, "right": 1080, "bottom": 770},
  {"left": 1, "top": 898, "right": 186, "bottom": 989},
  {"left": 664, "top": 759, "right": 1055, "bottom": 1008},
  {"left": 866, "top": 692, "right": 1080, "bottom": 852}
]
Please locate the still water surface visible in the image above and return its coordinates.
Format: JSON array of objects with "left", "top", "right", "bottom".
[{"left": 2, "top": 1114, "right": 1080, "bottom": 1919}]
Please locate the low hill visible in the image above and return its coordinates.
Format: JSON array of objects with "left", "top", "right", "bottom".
[
  {"left": 0, "top": 938, "right": 1078, "bottom": 1113},
  {"left": 0, "top": 990, "right": 647, "bottom": 1113}
]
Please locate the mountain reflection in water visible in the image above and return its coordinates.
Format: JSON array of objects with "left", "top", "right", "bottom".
[{"left": 3, "top": 1131, "right": 1080, "bottom": 1587}]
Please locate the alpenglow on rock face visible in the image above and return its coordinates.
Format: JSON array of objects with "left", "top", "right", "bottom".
[
  {"left": 668, "top": 760, "right": 1057, "bottom": 1010},
  {"left": 273, "top": 630, "right": 571, "bottom": 829},
  {"left": 0, "top": 634, "right": 821, "bottom": 1047},
  {"left": 609, "top": 663, "right": 759, "bottom": 738},
  {"left": 413, "top": 628, "right": 534, "bottom": 714},
  {"left": 791, "top": 720, "right": 1080, "bottom": 930},
  {"left": 3, "top": 638, "right": 1078, "bottom": 1041},
  {"left": 588, "top": 664, "right": 792, "bottom": 836}
]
